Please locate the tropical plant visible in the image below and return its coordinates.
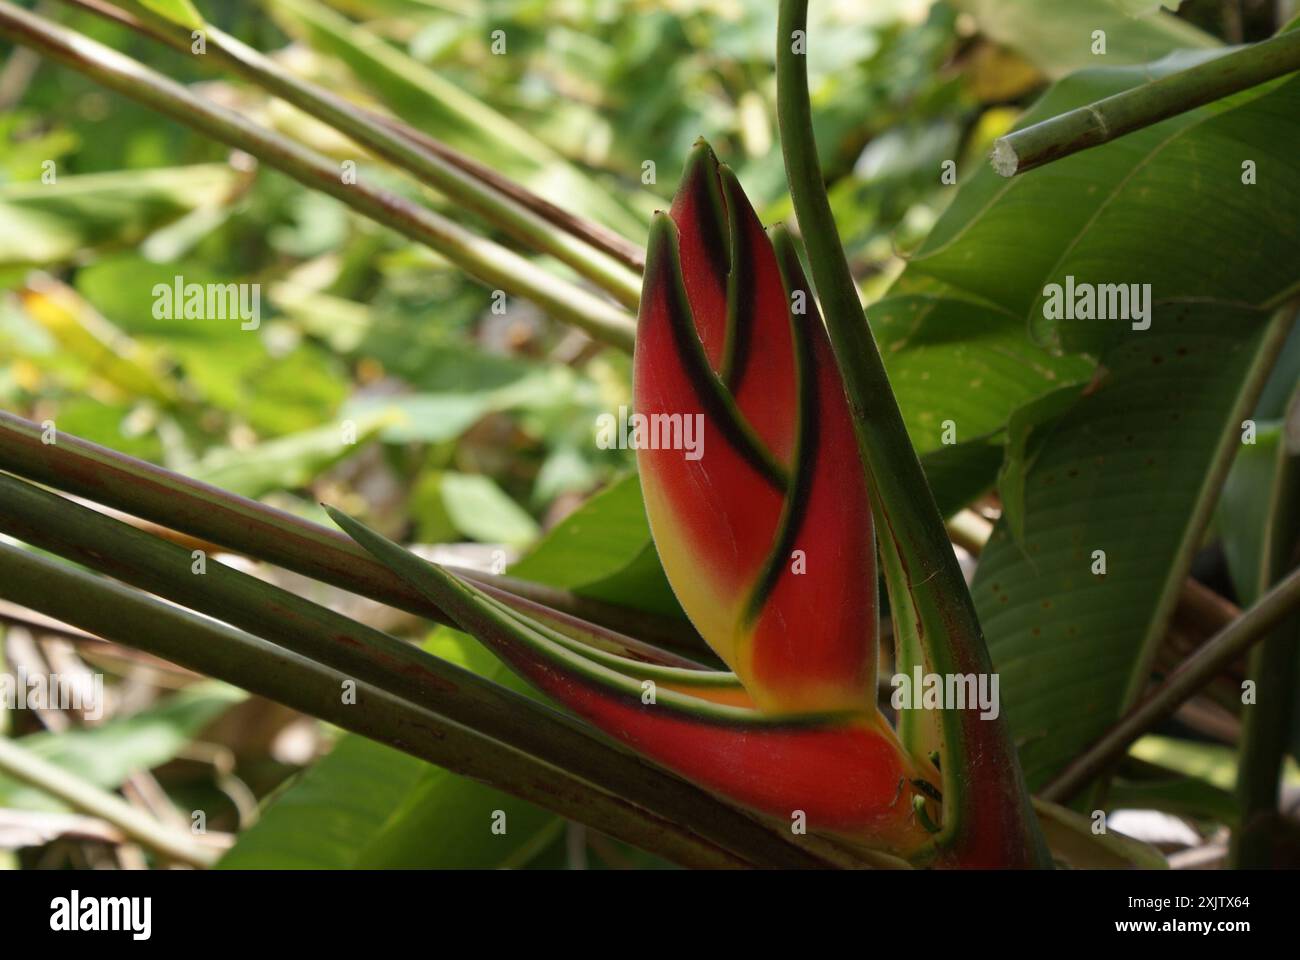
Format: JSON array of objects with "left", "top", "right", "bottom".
[{"left": 0, "top": 0, "right": 1296, "bottom": 870}]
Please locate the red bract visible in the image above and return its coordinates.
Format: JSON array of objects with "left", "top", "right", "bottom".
[
  {"left": 636, "top": 141, "right": 879, "bottom": 716},
  {"left": 331, "top": 143, "right": 946, "bottom": 861}
]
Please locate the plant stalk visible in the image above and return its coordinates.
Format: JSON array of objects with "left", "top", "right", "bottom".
[
  {"left": 0, "top": 541, "right": 824, "bottom": 868},
  {"left": 1231, "top": 384, "right": 1300, "bottom": 867},
  {"left": 0, "top": 411, "right": 697, "bottom": 654},
  {"left": 0, "top": 471, "right": 840, "bottom": 868},
  {"left": 991, "top": 28, "right": 1300, "bottom": 177},
  {"left": 1044, "top": 562, "right": 1300, "bottom": 803},
  {"left": 61, "top": 0, "right": 644, "bottom": 302},
  {"left": 777, "top": 0, "right": 1048, "bottom": 867}
]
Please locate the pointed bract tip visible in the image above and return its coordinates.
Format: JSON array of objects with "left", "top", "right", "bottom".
[
  {"left": 681, "top": 138, "right": 722, "bottom": 182},
  {"left": 644, "top": 210, "right": 681, "bottom": 265}
]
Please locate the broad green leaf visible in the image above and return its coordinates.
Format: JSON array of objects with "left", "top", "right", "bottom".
[
  {"left": 911, "top": 55, "right": 1300, "bottom": 356},
  {"left": 0, "top": 166, "right": 239, "bottom": 266},
  {"left": 75, "top": 256, "right": 252, "bottom": 343},
  {"left": 175, "top": 341, "right": 350, "bottom": 435},
  {"left": 1218, "top": 423, "right": 1286, "bottom": 607},
  {"left": 951, "top": 0, "right": 1218, "bottom": 79},
  {"left": 876, "top": 51, "right": 1300, "bottom": 790},
  {"left": 36, "top": 398, "right": 164, "bottom": 463},
  {"left": 74, "top": 252, "right": 333, "bottom": 449},
  {"left": 0, "top": 683, "right": 244, "bottom": 812},
  {"left": 872, "top": 288, "right": 1093, "bottom": 461},
  {"left": 917, "top": 439, "right": 1005, "bottom": 518},
  {"left": 508, "top": 473, "right": 681, "bottom": 617},
  {"left": 973, "top": 304, "right": 1281, "bottom": 789},
  {"left": 508, "top": 473, "right": 648, "bottom": 587},
  {"left": 997, "top": 381, "right": 1090, "bottom": 546},
  {"left": 218, "top": 732, "right": 559, "bottom": 868}
]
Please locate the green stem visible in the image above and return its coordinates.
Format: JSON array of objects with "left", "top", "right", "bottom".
[
  {"left": 1043, "top": 563, "right": 1300, "bottom": 803},
  {"left": 991, "top": 28, "right": 1300, "bottom": 177},
  {"left": 1231, "top": 384, "right": 1300, "bottom": 867},
  {"left": 776, "top": 0, "right": 1048, "bottom": 867},
  {"left": 0, "top": 734, "right": 219, "bottom": 867},
  {"left": 0, "top": 0, "right": 635, "bottom": 350},
  {"left": 0, "top": 541, "right": 818, "bottom": 868},
  {"left": 62, "top": 0, "right": 644, "bottom": 303},
  {"left": 1232, "top": 613, "right": 1300, "bottom": 864},
  {"left": 0, "top": 410, "right": 694, "bottom": 653},
  {"left": 0, "top": 471, "right": 834, "bottom": 868}
]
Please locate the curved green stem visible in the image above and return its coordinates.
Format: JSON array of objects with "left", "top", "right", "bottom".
[
  {"left": 776, "top": 0, "right": 1048, "bottom": 867},
  {"left": 0, "top": 0, "right": 635, "bottom": 350},
  {"left": 0, "top": 542, "right": 766, "bottom": 867}
]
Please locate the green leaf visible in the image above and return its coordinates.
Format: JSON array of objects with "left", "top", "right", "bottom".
[
  {"left": 870, "top": 287, "right": 1093, "bottom": 515},
  {"left": 873, "top": 291, "right": 1093, "bottom": 456},
  {"left": 0, "top": 683, "right": 244, "bottom": 812},
  {"left": 439, "top": 472, "right": 540, "bottom": 548},
  {"left": 1219, "top": 422, "right": 1287, "bottom": 607},
  {"left": 75, "top": 255, "right": 250, "bottom": 343},
  {"left": 911, "top": 55, "right": 1300, "bottom": 357},
  {"left": 879, "top": 52, "right": 1300, "bottom": 792},
  {"left": 177, "top": 341, "right": 350, "bottom": 436},
  {"left": 509, "top": 473, "right": 682, "bottom": 618},
  {"left": 997, "top": 381, "right": 1090, "bottom": 546},
  {"left": 950, "top": 0, "right": 1218, "bottom": 79},
  {"left": 128, "top": 0, "right": 205, "bottom": 30},
  {"left": 188, "top": 411, "right": 391, "bottom": 497},
  {"left": 0, "top": 166, "right": 239, "bottom": 266},
  {"left": 973, "top": 304, "right": 1284, "bottom": 790}
]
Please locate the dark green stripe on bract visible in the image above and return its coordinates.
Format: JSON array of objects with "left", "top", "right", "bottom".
[
  {"left": 681, "top": 139, "right": 730, "bottom": 292},
  {"left": 644, "top": 214, "right": 788, "bottom": 492},
  {"left": 743, "top": 227, "right": 819, "bottom": 625},
  {"left": 718, "top": 165, "right": 753, "bottom": 393}
]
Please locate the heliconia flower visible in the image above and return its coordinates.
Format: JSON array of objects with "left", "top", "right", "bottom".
[
  {"left": 326, "top": 144, "right": 947, "bottom": 858},
  {"left": 634, "top": 141, "right": 878, "bottom": 716}
]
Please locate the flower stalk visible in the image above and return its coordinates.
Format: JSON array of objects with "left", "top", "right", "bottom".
[{"left": 776, "top": 0, "right": 1049, "bottom": 866}]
